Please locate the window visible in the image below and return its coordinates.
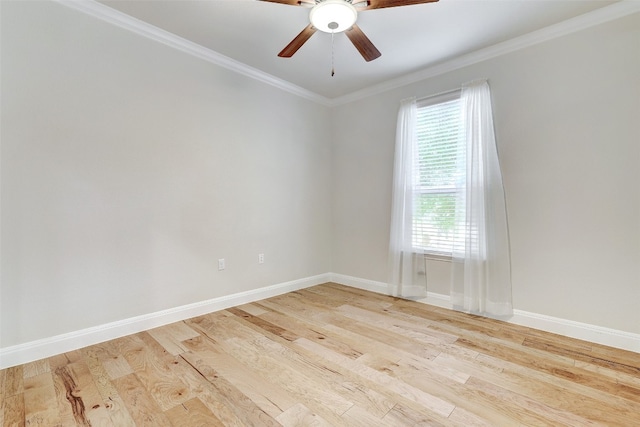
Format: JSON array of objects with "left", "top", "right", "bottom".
[{"left": 413, "top": 91, "right": 464, "bottom": 256}]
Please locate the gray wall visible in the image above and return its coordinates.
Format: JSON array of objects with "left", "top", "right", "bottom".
[
  {"left": 331, "top": 14, "right": 640, "bottom": 334},
  {"left": 1, "top": 1, "right": 332, "bottom": 347}
]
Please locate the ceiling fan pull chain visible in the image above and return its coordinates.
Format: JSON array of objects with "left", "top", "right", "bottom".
[{"left": 331, "top": 30, "right": 335, "bottom": 76}]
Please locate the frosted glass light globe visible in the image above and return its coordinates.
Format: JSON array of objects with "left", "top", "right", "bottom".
[{"left": 310, "top": 0, "right": 358, "bottom": 33}]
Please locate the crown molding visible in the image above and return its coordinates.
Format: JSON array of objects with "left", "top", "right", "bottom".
[
  {"left": 53, "top": 0, "right": 333, "bottom": 107},
  {"left": 329, "top": 0, "right": 640, "bottom": 106},
  {"left": 54, "top": 0, "right": 639, "bottom": 108}
]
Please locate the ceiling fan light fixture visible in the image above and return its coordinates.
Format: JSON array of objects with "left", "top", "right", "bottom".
[{"left": 310, "top": 0, "right": 357, "bottom": 33}]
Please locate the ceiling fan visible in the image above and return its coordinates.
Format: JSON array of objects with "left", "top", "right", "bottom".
[{"left": 259, "top": 0, "right": 439, "bottom": 62}]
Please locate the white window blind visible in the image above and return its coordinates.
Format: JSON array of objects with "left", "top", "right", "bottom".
[{"left": 413, "top": 92, "right": 464, "bottom": 255}]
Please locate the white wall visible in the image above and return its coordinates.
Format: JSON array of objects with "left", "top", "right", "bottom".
[
  {"left": 331, "top": 14, "right": 640, "bottom": 334},
  {"left": 1, "top": 1, "right": 332, "bottom": 348}
]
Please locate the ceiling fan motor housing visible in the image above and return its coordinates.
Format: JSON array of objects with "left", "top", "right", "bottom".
[{"left": 310, "top": 0, "right": 358, "bottom": 33}]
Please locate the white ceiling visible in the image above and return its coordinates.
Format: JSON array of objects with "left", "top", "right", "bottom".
[{"left": 98, "top": 0, "right": 619, "bottom": 100}]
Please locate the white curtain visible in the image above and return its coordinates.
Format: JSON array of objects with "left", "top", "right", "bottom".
[
  {"left": 451, "top": 80, "right": 513, "bottom": 317},
  {"left": 388, "top": 97, "right": 427, "bottom": 298}
]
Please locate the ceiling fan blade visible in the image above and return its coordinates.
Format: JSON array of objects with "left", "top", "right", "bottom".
[
  {"left": 258, "top": 0, "right": 315, "bottom": 6},
  {"left": 278, "top": 24, "right": 317, "bottom": 58},
  {"left": 353, "top": 0, "right": 438, "bottom": 10},
  {"left": 345, "top": 24, "right": 381, "bottom": 62}
]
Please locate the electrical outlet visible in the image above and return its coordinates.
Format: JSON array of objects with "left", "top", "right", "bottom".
[
  {"left": 218, "top": 258, "right": 225, "bottom": 270},
  {"left": 258, "top": 253, "right": 264, "bottom": 264}
]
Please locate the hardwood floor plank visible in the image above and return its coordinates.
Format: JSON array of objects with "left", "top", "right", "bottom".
[
  {"left": 81, "top": 347, "right": 137, "bottom": 426},
  {"left": 259, "top": 309, "right": 364, "bottom": 359},
  {"left": 275, "top": 402, "right": 333, "bottom": 427},
  {"left": 588, "top": 342, "right": 640, "bottom": 370},
  {"left": 109, "top": 336, "right": 147, "bottom": 370},
  {"left": 337, "top": 303, "right": 459, "bottom": 344},
  {"left": 188, "top": 316, "right": 356, "bottom": 425},
  {"left": 357, "top": 348, "right": 520, "bottom": 425},
  {"left": 226, "top": 307, "right": 298, "bottom": 342},
  {"left": 47, "top": 351, "right": 83, "bottom": 371},
  {"left": 164, "top": 397, "right": 225, "bottom": 426},
  {"left": 112, "top": 373, "right": 172, "bottom": 426},
  {"left": 457, "top": 334, "right": 640, "bottom": 403},
  {"left": 3, "top": 366, "right": 23, "bottom": 397},
  {"left": 167, "top": 351, "right": 248, "bottom": 427},
  {"left": 256, "top": 299, "right": 373, "bottom": 358},
  {"left": 447, "top": 406, "right": 495, "bottom": 427},
  {"left": 431, "top": 352, "right": 503, "bottom": 381},
  {"left": 523, "top": 336, "right": 640, "bottom": 377},
  {"left": 119, "top": 333, "right": 192, "bottom": 411},
  {"left": 294, "top": 336, "right": 456, "bottom": 418},
  {"left": 383, "top": 403, "right": 439, "bottom": 426},
  {"left": 21, "top": 360, "right": 49, "bottom": 380},
  {"left": 2, "top": 283, "right": 639, "bottom": 426},
  {"left": 210, "top": 325, "right": 354, "bottom": 415},
  {"left": 399, "top": 352, "right": 471, "bottom": 384},
  {"left": 147, "top": 322, "right": 200, "bottom": 356},
  {"left": 50, "top": 363, "right": 82, "bottom": 426},
  {"left": 80, "top": 341, "right": 134, "bottom": 381},
  {"left": 463, "top": 376, "right": 598, "bottom": 426},
  {"left": 336, "top": 304, "right": 475, "bottom": 359},
  {"left": 2, "top": 394, "right": 25, "bottom": 427},
  {"left": 320, "top": 312, "right": 443, "bottom": 360},
  {"left": 342, "top": 404, "right": 392, "bottom": 426},
  {"left": 49, "top": 350, "right": 113, "bottom": 425},
  {"left": 316, "top": 283, "right": 397, "bottom": 307},
  {"left": 102, "top": 358, "right": 135, "bottom": 381},
  {"left": 178, "top": 351, "right": 280, "bottom": 426},
  {"left": 0, "top": 368, "right": 4, "bottom": 427},
  {"left": 181, "top": 335, "right": 297, "bottom": 418},
  {"left": 390, "top": 299, "right": 526, "bottom": 344},
  {"left": 419, "top": 315, "right": 577, "bottom": 367},
  {"left": 574, "top": 359, "right": 640, "bottom": 390},
  {"left": 53, "top": 359, "right": 115, "bottom": 426},
  {"left": 271, "top": 308, "right": 476, "bottom": 392},
  {"left": 474, "top": 353, "right": 640, "bottom": 425},
  {"left": 23, "top": 372, "right": 61, "bottom": 426},
  {"left": 225, "top": 312, "right": 398, "bottom": 419},
  {"left": 0, "top": 367, "right": 5, "bottom": 396},
  {"left": 299, "top": 285, "right": 394, "bottom": 312},
  {"left": 234, "top": 302, "right": 269, "bottom": 317},
  {"left": 261, "top": 292, "right": 333, "bottom": 321}
]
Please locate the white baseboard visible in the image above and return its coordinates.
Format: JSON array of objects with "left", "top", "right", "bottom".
[
  {"left": 329, "top": 273, "right": 640, "bottom": 353},
  {"left": 2, "top": 272, "right": 637, "bottom": 368},
  {"left": 509, "top": 310, "right": 640, "bottom": 353},
  {"left": 330, "top": 273, "right": 389, "bottom": 294},
  {"left": 329, "top": 273, "right": 452, "bottom": 309},
  {"left": 0, "top": 273, "right": 331, "bottom": 369}
]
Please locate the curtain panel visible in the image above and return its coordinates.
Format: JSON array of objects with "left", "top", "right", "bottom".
[
  {"left": 388, "top": 97, "right": 428, "bottom": 298},
  {"left": 451, "top": 80, "right": 513, "bottom": 317}
]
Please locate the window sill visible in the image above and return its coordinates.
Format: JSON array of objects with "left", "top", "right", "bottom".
[{"left": 421, "top": 252, "right": 452, "bottom": 262}]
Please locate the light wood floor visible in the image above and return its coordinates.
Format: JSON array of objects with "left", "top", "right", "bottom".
[{"left": 2, "top": 283, "right": 639, "bottom": 426}]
